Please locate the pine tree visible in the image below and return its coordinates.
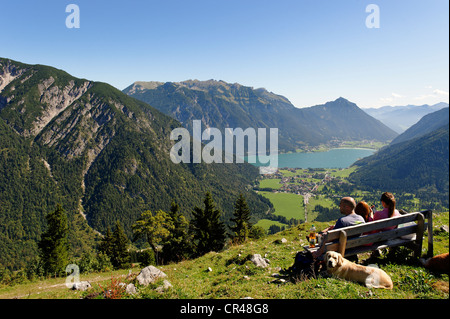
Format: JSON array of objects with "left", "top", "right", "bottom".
[
  {"left": 98, "top": 226, "right": 114, "bottom": 261},
  {"left": 132, "top": 210, "right": 174, "bottom": 265},
  {"left": 230, "top": 193, "right": 252, "bottom": 244},
  {"left": 190, "top": 192, "right": 226, "bottom": 256},
  {"left": 38, "top": 205, "right": 70, "bottom": 276},
  {"left": 162, "top": 202, "right": 193, "bottom": 263},
  {"left": 111, "top": 221, "right": 130, "bottom": 269}
]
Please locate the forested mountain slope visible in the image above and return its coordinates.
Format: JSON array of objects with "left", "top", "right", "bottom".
[{"left": 0, "top": 58, "right": 270, "bottom": 270}]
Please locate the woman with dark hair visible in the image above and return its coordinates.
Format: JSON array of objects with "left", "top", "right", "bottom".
[
  {"left": 355, "top": 201, "right": 374, "bottom": 222},
  {"left": 373, "top": 192, "right": 401, "bottom": 231}
]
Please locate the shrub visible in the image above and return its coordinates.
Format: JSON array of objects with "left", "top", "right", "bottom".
[
  {"left": 400, "top": 269, "right": 435, "bottom": 294},
  {"left": 98, "top": 276, "right": 127, "bottom": 299},
  {"left": 249, "top": 226, "right": 266, "bottom": 239}
]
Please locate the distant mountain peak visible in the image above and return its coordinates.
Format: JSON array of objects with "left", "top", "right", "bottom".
[
  {"left": 124, "top": 81, "right": 398, "bottom": 150},
  {"left": 124, "top": 81, "right": 164, "bottom": 94},
  {"left": 363, "top": 102, "right": 449, "bottom": 133},
  {"left": 332, "top": 97, "right": 355, "bottom": 106},
  {"left": 312, "top": 97, "right": 358, "bottom": 110},
  {"left": 128, "top": 79, "right": 273, "bottom": 94}
]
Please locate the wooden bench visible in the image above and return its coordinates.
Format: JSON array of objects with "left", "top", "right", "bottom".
[{"left": 305, "top": 210, "right": 433, "bottom": 259}]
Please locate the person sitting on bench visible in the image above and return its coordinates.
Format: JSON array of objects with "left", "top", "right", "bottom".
[
  {"left": 373, "top": 192, "right": 401, "bottom": 232},
  {"left": 312, "top": 197, "right": 365, "bottom": 258},
  {"left": 355, "top": 201, "right": 374, "bottom": 222}
]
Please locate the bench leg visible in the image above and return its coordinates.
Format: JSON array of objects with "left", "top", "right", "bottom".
[
  {"left": 427, "top": 211, "right": 433, "bottom": 258},
  {"left": 414, "top": 213, "right": 425, "bottom": 259},
  {"left": 338, "top": 230, "right": 347, "bottom": 256}
]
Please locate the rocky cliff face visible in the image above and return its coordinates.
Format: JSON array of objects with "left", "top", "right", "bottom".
[
  {"left": 0, "top": 60, "right": 28, "bottom": 92},
  {"left": 33, "top": 77, "right": 93, "bottom": 136},
  {"left": 0, "top": 60, "right": 121, "bottom": 189}
]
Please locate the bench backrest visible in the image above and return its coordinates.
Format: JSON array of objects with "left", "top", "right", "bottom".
[{"left": 321, "top": 210, "right": 432, "bottom": 256}]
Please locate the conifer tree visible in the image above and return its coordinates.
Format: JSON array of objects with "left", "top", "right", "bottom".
[
  {"left": 162, "top": 202, "right": 192, "bottom": 263},
  {"left": 230, "top": 193, "right": 252, "bottom": 244},
  {"left": 38, "top": 205, "right": 70, "bottom": 276},
  {"left": 98, "top": 226, "right": 114, "bottom": 260},
  {"left": 190, "top": 192, "right": 226, "bottom": 256},
  {"left": 111, "top": 221, "right": 130, "bottom": 269}
]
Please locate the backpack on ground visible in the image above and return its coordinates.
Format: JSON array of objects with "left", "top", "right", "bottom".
[{"left": 286, "top": 250, "right": 321, "bottom": 279}]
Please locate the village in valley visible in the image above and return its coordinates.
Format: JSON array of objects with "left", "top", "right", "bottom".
[
  {"left": 257, "top": 167, "right": 349, "bottom": 198},
  {"left": 269, "top": 168, "right": 331, "bottom": 194},
  {"left": 254, "top": 164, "right": 431, "bottom": 235},
  {"left": 253, "top": 167, "right": 353, "bottom": 231}
]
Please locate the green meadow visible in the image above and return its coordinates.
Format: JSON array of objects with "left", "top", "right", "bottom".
[
  {"left": 258, "top": 178, "right": 282, "bottom": 190},
  {"left": 253, "top": 218, "right": 287, "bottom": 230},
  {"left": 258, "top": 191, "right": 304, "bottom": 220}
]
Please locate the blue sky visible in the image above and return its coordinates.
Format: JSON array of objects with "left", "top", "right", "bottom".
[{"left": 1, "top": 0, "right": 448, "bottom": 108}]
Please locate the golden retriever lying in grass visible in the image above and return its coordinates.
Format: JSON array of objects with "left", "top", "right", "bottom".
[{"left": 325, "top": 251, "right": 393, "bottom": 289}]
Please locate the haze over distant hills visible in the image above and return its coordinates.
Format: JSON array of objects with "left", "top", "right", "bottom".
[
  {"left": 124, "top": 81, "right": 398, "bottom": 152},
  {"left": 390, "top": 107, "right": 449, "bottom": 145},
  {"left": 363, "top": 102, "right": 449, "bottom": 133}
]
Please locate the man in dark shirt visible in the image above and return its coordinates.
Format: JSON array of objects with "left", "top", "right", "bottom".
[
  {"left": 312, "top": 197, "right": 365, "bottom": 258},
  {"left": 333, "top": 197, "right": 366, "bottom": 229}
]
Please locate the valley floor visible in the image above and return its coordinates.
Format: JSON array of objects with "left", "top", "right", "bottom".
[{"left": 254, "top": 167, "right": 444, "bottom": 232}]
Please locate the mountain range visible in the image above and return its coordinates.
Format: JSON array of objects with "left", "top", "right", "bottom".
[
  {"left": 0, "top": 58, "right": 270, "bottom": 269},
  {"left": 1, "top": 57, "right": 448, "bottom": 271},
  {"left": 363, "top": 102, "right": 449, "bottom": 133},
  {"left": 124, "top": 81, "right": 398, "bottom": 152},
  {"left": 390, "top": 107, "right": 449, "bottom": 145}
]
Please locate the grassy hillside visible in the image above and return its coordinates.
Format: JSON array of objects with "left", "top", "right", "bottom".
[{"left": 1, "top": 212, "right": 448, "bottom": 300}]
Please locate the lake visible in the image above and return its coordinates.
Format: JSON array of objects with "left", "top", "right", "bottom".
[{"left": 246, "top": 148, "right": 376, "bottom": 169}]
